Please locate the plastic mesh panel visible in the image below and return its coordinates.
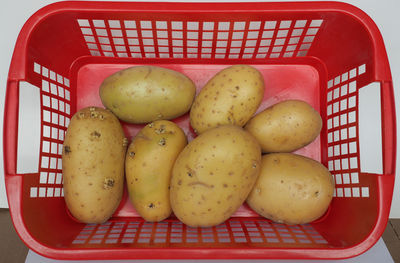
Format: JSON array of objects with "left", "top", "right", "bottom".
[
  {"left": 72, "top": 219, "right": 328, "bottom": 247},
  {"left": 326, "top": 64, "right": 369, "bottom": 198},
  {"left": 77, "top": 18, "right": 323, "bottom": 59},
  {"left": 29, "top": 62, "right": 71, "bottom": 198}
]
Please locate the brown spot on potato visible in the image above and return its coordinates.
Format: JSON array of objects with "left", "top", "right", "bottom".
[
  {"left": 103, "top": 178, "right": 115, "bottom": 189},
  {"left": 235, "top": 86, "right": 240, "bottom": 90},
  {"left": 223, "top": 183, "right": 228, "bottom": 188},
  {"left": 178, "top": 180, "right": 182, "bottom": 185},
  {"left": 149, "top": 203, "right": 155, "bottom": 208},
  {"left": 90, "top": 111, "right": 98, "bottom": 118},
  {"left": 129, "top": 151, "right": 135, "bottom": 157},
  {"left": 155, "top": 125, "right": 166, "bottom": 134},
  {"left": 64, "top": 146, "right": 71, "bottom": 154}
]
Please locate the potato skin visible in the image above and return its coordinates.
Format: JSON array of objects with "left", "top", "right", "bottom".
[
  {"left": 247, "top": 153, "right": 334, "bottom": 225},
  {"left": 190, "top": 65, "right": 264, "bottom": 134},
  {"left": 245, "top": 100, "right": 322, "bottom": 153},
  {"left": 170, "top": 125, "right": 261, "bottom": 227},
  {"left": 62, "top": 107, "right": 127, "bottom": 224},
  {"left": 125, "top": 120, "right": 187, "bottom": 222},
  {"left": 100, "top": 66, "right": 196, "bottom": 124}
]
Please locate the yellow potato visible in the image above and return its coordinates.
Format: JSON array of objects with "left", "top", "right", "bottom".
[
  {"left": 170, "top": 125, "right": 261, "bottom": 227},
  {"left": 62, "top": 107, "right": 127, "bottom": 224},
  {"left": 247, "top": 153, "right": 334, "bottom": 225},
  {"left": 190, "top": 65, "right": 264, "bottom": 134},
  {"left": 100, "top": 66, "right": 196, "bottom": 123},
  {"left": 245, "top": 100, "right": 322, "bottom": 153},
  {"left": 125, "top": 120, "right": 187, "bottom": 222}
]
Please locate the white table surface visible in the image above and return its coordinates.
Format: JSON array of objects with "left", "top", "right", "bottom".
[{"left": 25, "top": 238, "right": 394, "bottom": 263}]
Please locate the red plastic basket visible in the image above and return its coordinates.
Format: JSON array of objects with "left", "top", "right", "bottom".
[{"left": 3, "top": 1, "right": 396, "bottom": 260}]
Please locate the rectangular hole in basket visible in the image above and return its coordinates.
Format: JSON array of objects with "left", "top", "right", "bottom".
[
  {"left": 351, "top": 172, "right": 359, "bottom": 184},
  {"left": 39, "top": 172, "right": 47, "bottom": 184}
]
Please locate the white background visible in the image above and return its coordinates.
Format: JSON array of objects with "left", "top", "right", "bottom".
[{"left": 0, "top": 0, "right": 399, "bottom": 219}]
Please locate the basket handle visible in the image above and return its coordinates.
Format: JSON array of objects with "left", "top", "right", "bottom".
[
  {"left": 381, "top": 81, "right": 396, "bottom": 176},
  {"left": 3, "top": 80, "right": 19, "bottom": 176}
]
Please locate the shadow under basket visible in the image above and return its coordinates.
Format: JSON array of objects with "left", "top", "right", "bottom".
[{"left": 4, "top": 1, "right": 396, "bottom": 260}]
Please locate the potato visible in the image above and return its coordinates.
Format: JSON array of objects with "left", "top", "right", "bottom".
[
  {"left": 247, "top": 153, "right": 334, "bottom": 225},
  {"left": 100, "top": 66, "right": 196, "bottom": 124},
  {"left": 190, "top": 65, "right": 264, "bottom": 134},
  {"left": 62, "top": 107, "right": 127, "bottom": 224},
  {"left": 170, "top": 125, "right": 261, "bottom": 227},
  {"left": 245, "top": 100, "right": 322, "bottom": 153},
  {"left": 125, "top": 120, "right": 187, "bottom": 222}
]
